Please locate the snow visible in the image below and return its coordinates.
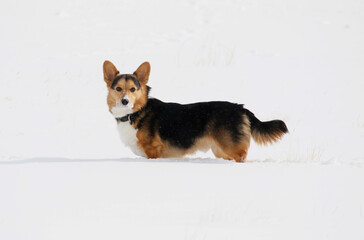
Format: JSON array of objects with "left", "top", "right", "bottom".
[
  {"left": 1, "top": 158, "right": 364, "bottom": 239},
  {"left": 1, "top": 0, "right": 364, "bottom": 239}
]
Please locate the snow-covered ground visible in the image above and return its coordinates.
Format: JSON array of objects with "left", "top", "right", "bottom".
[
  {"left": 1, "top": 158, "right": 364, "bottom": 240},
  {"left": 1, "top": 0, "right": 364, "bottom": 239}
]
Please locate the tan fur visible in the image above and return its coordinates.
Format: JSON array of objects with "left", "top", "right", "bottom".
[
  {"left": 103, "top": 61, "right": 118, "bottom": 88},
  {"left": 132, "top": 85, "right": 149, "bottom": 111},
  {"left": 211, "top": 145, "right": 232, "bottom": 160},
  {"left": 212, "top": 139, "right": 248, "bottom": 163},
  {"left": 251, "top": 128, "right": 285, "bottom": 145},
  {"left": 207, "top": 115, "right": 251, "bottom": 162},
  {"left": 161, "top": 136, "right": 213, "bottom": 158},
  {"left": 134, "top": 62, "right": 151, "bottom": 85},
  {"left": 136, "top": 129, "right": 165, "bottom": 158}
]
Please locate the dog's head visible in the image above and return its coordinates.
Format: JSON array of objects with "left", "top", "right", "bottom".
[{"left": 103, "top": 61, "right": 151, "bottom": 117}]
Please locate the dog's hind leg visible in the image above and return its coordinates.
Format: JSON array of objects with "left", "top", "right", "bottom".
[
  {"left": 212, "top": 145, "right": 232, "bottom": 160},
  {"left": 213, "top": 138, "right": 250, "bottom": 163},
  {"left": 223, "top": 146, "right": 248, "bottom": 162}
]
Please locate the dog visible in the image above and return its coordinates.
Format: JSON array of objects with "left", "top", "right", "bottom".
[{"left": 103, "top": 61, "right": 288, "bottom": 162}]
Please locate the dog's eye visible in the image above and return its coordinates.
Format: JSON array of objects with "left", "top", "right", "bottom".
[
  {"left": 130, "top": 87, "right": 136, "bottom": 92},
  {"left": 116, "top": 87, "right": 122, "bottom": 92}
]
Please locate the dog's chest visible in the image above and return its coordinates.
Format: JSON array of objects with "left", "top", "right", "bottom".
[
  {"left": 116, "top": 122, "right": 146, "bottom": 157},
  {"left": 112, "top": 106, "right": 146, "bottom": 157}
]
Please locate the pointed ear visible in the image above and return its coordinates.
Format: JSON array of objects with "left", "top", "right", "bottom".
[
  {"left": 103, "top": 60, "right": 119, "bottom": 87},
  {"left": 133, "top": 62, "right": 151, "bottom": 85}
]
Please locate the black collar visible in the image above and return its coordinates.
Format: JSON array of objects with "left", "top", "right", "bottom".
[
  {"left": 115, "top": 114, "right": 131, "bottom": 122},
  {"left": 115, "top": 108, "right": 144, "bottom": 124}
]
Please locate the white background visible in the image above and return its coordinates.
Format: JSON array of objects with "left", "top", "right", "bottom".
[{"left": 0, "top": 0, "right": 363, "bottom": 239}]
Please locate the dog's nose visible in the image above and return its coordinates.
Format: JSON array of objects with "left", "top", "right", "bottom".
[{"left": 122, "top": 99, "right": 129, "bottom": 105}]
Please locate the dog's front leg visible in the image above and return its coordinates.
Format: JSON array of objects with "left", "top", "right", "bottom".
[{"left": 136, "top": 130, "right": 164, "bottom": 159}]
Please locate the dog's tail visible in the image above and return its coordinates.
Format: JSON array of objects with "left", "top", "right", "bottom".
[{"left": 244, "top": 108, "right": 288, "bottom": 145}]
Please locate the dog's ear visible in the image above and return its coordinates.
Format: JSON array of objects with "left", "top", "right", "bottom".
[
  {"left": 103, "top": 60, "right": 119, "bottom": 87},
  {"left": 134, "top": 62, "right": 151, "bottom": 85}
]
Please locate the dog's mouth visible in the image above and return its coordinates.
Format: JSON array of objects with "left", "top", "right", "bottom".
[
  {"left": 111, "top": 104, "right": 133, "bottom": 118},
  {"left": 111, "top": 96, "right": 135, "bottom": 118}
]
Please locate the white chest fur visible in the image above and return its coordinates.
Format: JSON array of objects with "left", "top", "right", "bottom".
[
  {"left": 111, "top": 106, "right": 146, "bottom": 157},
  {"left": 116, "top": 122, "right": 146, "bottom": 157}
]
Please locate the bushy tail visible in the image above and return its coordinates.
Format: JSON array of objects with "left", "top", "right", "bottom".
[{"left": 244, "top": 109, "right": 288, "bottom": 145}]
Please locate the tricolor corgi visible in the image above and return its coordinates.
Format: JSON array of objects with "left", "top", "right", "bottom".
[{"left": 103, "top": 61, "right": 288, "bottom": 162}]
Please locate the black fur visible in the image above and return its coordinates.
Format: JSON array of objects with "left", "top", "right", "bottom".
[
  {"left": 111, "top": 74, "right": 141, "bottom": 90},
  {"left": 131, "top": 98, "right": 249, "bottom": 149}
]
